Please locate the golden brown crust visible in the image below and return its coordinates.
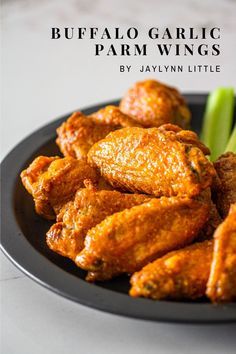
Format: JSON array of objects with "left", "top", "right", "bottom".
[
  {"left": 91, "top": 105, "right": 141, "bottom": 127},
  {"left": 212, "top": 152, "right": 236, "bottom": 218},
  {"left": 56, "top": 112, "right": 114, "bottom": 160},
  {"left": 206, "top": 204, "right": 236, "bottom": 303},
  {"left": 75, "top": 196, "right": 210, "bottom": 281},
  {"left": 196, "top": 200, "right": 222, "bottom": 241},
  {"left": 120, "top": 79, "right": 191, "bottom": 128},
  {"left": 130, "top": 240, "right": 213, "bottom": 300},
  {"left": 20, "top": 156, "right": 98, "bottom": 219},
  {"left": 56, "top": 107, "right": 140, "bottom": 160},
  {"left": 88, "top": 125, "right": 215, "bottom": 198},
  {"left": 46, "top": 187, "right": 151, "bottom": 260}
]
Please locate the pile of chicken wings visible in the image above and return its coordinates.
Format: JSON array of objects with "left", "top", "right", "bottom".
[{"left": 21, "top": 80, "right": 236, "bottom": 303}]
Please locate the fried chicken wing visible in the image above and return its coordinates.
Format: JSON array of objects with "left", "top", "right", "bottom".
[
  {"left": 196, "top": 200, "right": 222, "bottom": 241},
  {"left": 21, "top": 156, "right": 98, "bottom": 219},
  {"left": 88, "top": 125, "right": 215, "bottom": 198},
  {"left": 56, "top": 106, "right": 140, "bottom": 160},
  {"left": 130, "top": 240, "right": 213, "bottom": 300},
  {"left": 120, "top": 79, "right": 191, "bottom": 128},
  {"left": 206, "top": 204, "right": 236, "bottom": 302},
  {"left": 212, "top": 152, "right": 236, "bottom": 218},
  {"left": 91, "top": 105, "right": 140, "bottom": 127},
  {"left": 76, "top": 196, "right": 210, "bottom": 281},
  {"left": 46, "top": 187, "right": 151, "bottom": 260}
]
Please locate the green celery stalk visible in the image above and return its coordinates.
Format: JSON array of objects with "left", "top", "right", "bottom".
[
  {"left": 201, "top": 87, "right": 234, "bottom": 161},
  {"left": 225, "top": 123, "right": 236, "bottom": 153}
]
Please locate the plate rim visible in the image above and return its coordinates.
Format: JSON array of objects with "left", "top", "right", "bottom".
[{"left": 1, "top": 94, "right": 236, "bottom": 324}]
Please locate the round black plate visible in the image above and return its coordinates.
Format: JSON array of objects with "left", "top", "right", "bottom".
[{"left": 1, "top": 95, "right": 236, "bottom": 323}]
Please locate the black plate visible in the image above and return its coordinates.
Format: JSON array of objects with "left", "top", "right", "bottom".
[{"left": 1, "top": 95, "right": 236, "bottom": 323}]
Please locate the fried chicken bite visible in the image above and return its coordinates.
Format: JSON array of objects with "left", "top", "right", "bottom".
[
  {"left": 120, "top": 79, "right": 191, "bottom": 128},
  {"left": 46, "top": 186, "right": 151, "bottom": 260},
  {"left": 76, "top": 196, "right": 210, "bottom": 281},
  {"left": 20, "top": 156, "right": 98, "bottom": 219},
  {"left": 206, "top": 204, "right": 236, "bottom": 303},
  {"left": 212, "top": 152, "right": 236, "bottom": 218},
  {"left": 130, "top": 240, "right": 213, "bottom": 300},
  {"left": 88, "top": 125, "right": 216, "bottom": 198},
  {"left": 56, "top": 106, "right": 140, "bottom": 160}
]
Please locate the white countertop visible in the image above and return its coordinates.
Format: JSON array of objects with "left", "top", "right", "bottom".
[{"left": 1, "top": 0, "right": 236, "bottom": 353}]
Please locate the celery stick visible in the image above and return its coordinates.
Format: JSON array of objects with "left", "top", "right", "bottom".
[
  {"left": 225, "top": 123, "right": 236, "bottom": 153},
  {"left": 201, "top": 87, "right": 234, "bottom": 161}
]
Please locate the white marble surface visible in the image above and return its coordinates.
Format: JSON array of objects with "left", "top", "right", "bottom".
[{"left": 1, "top": 0, "right": 236, "bottom": 353}]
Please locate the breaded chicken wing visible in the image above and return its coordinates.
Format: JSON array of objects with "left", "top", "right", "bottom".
[
  {"left": 120, "top": 79, "right": 191, "bottom": 128},
  {"left": 130, "top": 240, "right": 213, "bottom": 300},
  {"left": 56, "top": 106, "right": 140, "bottom": 160},
  {"left": 46, "top": 187, "right": 151, "bottom": 260},
  {"left": 212, "top": 152, "right": 236, "bottom": 218},
  {"left": 76, "top": 196, "right": 210, "bottom": 281},
  {"left": 206, "top": 204, "right": 236, "bottom": 302},
  {"left": 88, "top": 125, "right": 216, "bottom": 198},
  {"left": 20, "top": 156, "right": 98, "bottom": 219}
]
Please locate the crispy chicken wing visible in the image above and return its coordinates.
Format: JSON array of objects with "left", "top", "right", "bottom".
[
  {"left": 88, "top": 125, "right": 215, "bottom": 198},
  {"left": 130, "top": 240, "right": 213, "bottom": 300},
  {"left": 212, "top": 152, "right": 236, "bottom": 218},
  {"left": 20, "top": 156, "right": 98, "bottom": 219},
  {"left": 91, "top": 105, "right": 140, "bottom": 127},
  {"left": 76, "top": 196, "right": 210, "bottom": 281},
  {"left": 46, "top": 187, "right": 151, "bottom": 260},
  {"left": 56, "top": 106, "right": 140, "bottom": 160},
  {"left": 120, "top": 79, "right": 191, "bottom": 128},
  {"left": 206, "top": 204, "right": 236, "bottom": 302},
  {"left": 196, "top": 200, "right": 222, "bottom": 241}
]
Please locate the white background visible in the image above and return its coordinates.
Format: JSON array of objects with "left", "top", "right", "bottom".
[{"left": 1, "top": 0, "right": 236, "bottom": 353}]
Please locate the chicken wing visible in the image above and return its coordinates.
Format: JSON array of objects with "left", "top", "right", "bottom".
[
  {"left": 46, "top": 186, "right": 151, "bottom": 260},
  {"left": 130, "top": 240, "right": 213, "bottom": 300},
  {"left": 91, "top": 105, "right": 140, "bottom": 127},
  {"left": 120, "top": 79, "right": 191, "bottom": 128},
  {"left": 20, "top": 156, "right": 98, "bottom": 219},
  {"left": 212, "top": 152, "right": 236, "bottom": 218},
  {"left": 196, "top": 200, "right": 222, "bottom": 241},
  {"left": 56, "top": 106, "right": 140, "bottom": 160},
  {"left": 206, "top": 204, "right": 236, "bottom": 302},
  {"left": 76, "top": 196, "right": 210, "bottom": 281},
  {"left": 88, "top": 125, "right": 216, "bottom": 198}
]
